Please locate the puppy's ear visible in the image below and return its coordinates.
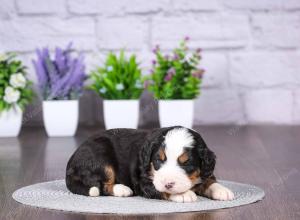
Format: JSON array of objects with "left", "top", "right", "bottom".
[
  {"left": 188, "top": 129, "right": 216, "bottom": 180},
  {"left": 139, "top": 129, "right": 166, "bottom": 178},
  {"left": 139, "top": 139, "right": 153, "bottom": 175},
  {"left": 198, "top": 147, "right": 216, "bottom": 180}
]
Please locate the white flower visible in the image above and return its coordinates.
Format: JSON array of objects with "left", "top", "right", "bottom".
[
  {"left": 107, "top": 66, "right": 113, "bottom": 72},
  {"left": 3, "top": 86, "right": 20, "bottom": 104},
  {"left": 135, "top": 80, "right": 143, "bottom": 89},
  {"left": 10, "top": 73, "right": 27, "bottom": 88},
  {"left": 99, "top": 88, "right": 107, "bottom": 94},
  {"left": 116, "top": 83, "right": 124, "bottom": 91},
  {"left": 0, "top": 53, "right": 7, "bottom": 62}
]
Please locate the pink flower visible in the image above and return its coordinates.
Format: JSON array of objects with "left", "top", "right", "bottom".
[
  {"left": 152, "top": 45, "right": 160, "bottom": 54},
  {"left": 167, "top": 67, "right": 176, "bottom": 75},
  {"left": 173, "top": 54, "right": 179, "bottom": 60},
  {"left": 164, "top": 67, "right": 176, "bottom": 81},
  {"left": 164, "top": 73, "right": 173, "bottom": 81}
]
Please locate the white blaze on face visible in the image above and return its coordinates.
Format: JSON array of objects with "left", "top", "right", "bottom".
[{"left": 153, "top": 128, "right": 195, "bottom": 194}]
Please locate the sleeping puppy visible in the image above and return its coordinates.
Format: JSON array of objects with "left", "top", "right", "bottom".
[{"left": 66, "top": 126, "right": 234, "bottom": 202}]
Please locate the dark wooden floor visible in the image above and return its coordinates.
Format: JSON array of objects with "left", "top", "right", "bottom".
[{"left": 0, "top": 126, "right": 299, "bottom": 220}]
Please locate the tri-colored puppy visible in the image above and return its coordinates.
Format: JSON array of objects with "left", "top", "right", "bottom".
[{"left": 66, "top": 126, "right": 234, "bottom": 202}]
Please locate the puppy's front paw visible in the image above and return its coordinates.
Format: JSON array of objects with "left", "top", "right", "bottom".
[
  {"left": 113, "top": 184, "right": 133, "bottom": 197},
  {"left": 169, "top": 190, "right": 198, "bottom": 203},
  {"left": 205, "top": 183, "right": 234, "bottom": 201}
]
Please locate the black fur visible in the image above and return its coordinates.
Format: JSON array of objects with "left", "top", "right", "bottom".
[{"left": 65, "top": 126, "right": 216, "bottom": 199}]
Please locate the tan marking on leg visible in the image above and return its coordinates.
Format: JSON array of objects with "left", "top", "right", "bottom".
[
  {"left": 192, "top": 175, "right": 216, "bottom": 195},
  {"left": 188, "top": 169, "right": 201, "bottom": 184},
  {"left": 103, "top": 165, "right": 115, "bottom": 195},
  {"left": 162, "top": 192, "right": 170, "bottom": 200}
]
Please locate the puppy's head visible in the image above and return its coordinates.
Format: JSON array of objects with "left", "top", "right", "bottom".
[{"left": 140, "top": 127, "right": 216, "bottom": 195}]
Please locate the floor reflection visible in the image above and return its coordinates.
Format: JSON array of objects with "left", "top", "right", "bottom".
[
  {"left": 0, "top": 137, "right": 21, "bottom": 202},
  {"left": 44, "top": 137, "right": 77, "bottom": 181}
]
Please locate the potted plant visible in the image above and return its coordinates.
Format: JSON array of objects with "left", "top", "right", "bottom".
[
  {"left": 33, "top": 43, "right": 86, "bottom": 136},
  {"left": 145, "top": 37, "right": 204, "bottom": 128},
  {"left": 89, "top": 51, "right": 143, "bottom": 129},
  {"left": 0, "top": 53, "right": 34, "bottom": 137}
]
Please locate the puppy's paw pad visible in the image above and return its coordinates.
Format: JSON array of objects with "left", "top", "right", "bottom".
[
  {"left": 169, "top": 190, "right": 198, "bottom": 203},
  {"left": 208, "top": 183, "right": 234, "bottom": 201},
  {"left": 89, "top": 186, "right": 100, "bottom": 197},
  {"left": 113, "top": 184, "right": 133, "bottom": 197}
]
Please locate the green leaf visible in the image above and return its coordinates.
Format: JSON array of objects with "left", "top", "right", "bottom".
[{"left": 87, "top": 50, "right": 143, "bottom": 100}]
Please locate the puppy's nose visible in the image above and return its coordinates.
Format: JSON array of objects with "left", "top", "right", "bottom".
[{"left": 165, "top": 182, "right": 175, "bottom": 190}]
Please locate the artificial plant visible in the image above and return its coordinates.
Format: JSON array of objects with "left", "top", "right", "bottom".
[
  {"left": 33, "top": 43, "right": 86, "bottom": 100},
  {"left": 0, "top": 53, "right": 34, "bottom": 112},
  {"left": 145, "top": 37, "right": 205, "bottom": 99},
  {"left": 89, "top": 50, "right": 143, "bottom": 100}
]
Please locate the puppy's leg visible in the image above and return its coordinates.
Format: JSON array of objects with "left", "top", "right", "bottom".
[
  {"left": 101, "top": 166, "right": 133, "bottom": 197},
  {"left": 204, "top": 182, "right": 234, "bottom": 201},
  {"left": 112, "top": 184, "right": 133, "bottom": 197},
  {"left": 169, "top": 190, "right": 198, "bottom": 203},
  {"left": 193, "top": 176, "right": 234, "bottom": 201}
]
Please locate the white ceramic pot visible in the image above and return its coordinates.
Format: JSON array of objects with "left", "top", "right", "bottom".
[
  {"left": 159, "top": 100, "right": 194, "bottom": 128},
  {"left": 43, "top": 100, "right": 79, "bottom": 137},
  {"left": 103, "top": 100, "right": 139, "bottom": 129},
  {"left": 0, "top": 106, "right": 23, "bottom": 137}
]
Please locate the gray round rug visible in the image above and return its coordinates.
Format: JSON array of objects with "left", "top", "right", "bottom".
[{"left": 12, "top": 180, "right": 265, "bottom": 214}]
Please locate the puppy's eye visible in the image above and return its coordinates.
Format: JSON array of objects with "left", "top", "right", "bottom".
[{"left": 154, "top": 158, "right": 162, "bottom": 163}]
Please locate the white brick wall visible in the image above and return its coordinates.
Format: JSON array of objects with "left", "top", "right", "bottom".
[
  {"left": 16, "top": 0, "right": 66, "bottom": 14},
  {"left": 252, "top": 14, "right": 300, "bottom": 48},
  {"left": 97, "top": 17, "right": 148, "bottom": 50},
  {"left": 294, "top": 90, "right": 300, "bottom": 123},
  {"left": 0, "top": 17, "right": 96, "bottom": 51},
  {"left": 230, "top": 52, "right": 300, "bottom": 87},
  {"left": 194, "top": 89, "right": 243, "bottom": 124},
  {"left": 152, "top": 14, "right": 249, "bottom": 49},
  {"left": 0, "top": 0, "right": 299, "bottom": 125},
  {"left": 244, "top": 90, "right": 293, "bottom": 124}
]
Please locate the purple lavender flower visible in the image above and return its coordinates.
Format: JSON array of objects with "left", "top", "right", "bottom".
[
  {"left": 33, "top": 43, "right": 86, "bottom": 100},
  {"left": 32, "top": 49, "right": 48, "bottom": 90},
  {"left": 184, "top": 36, "right": 190, "bottom": 41},
  {"left": 151, "top": 60, "right": 157, "bottom": 65}
]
